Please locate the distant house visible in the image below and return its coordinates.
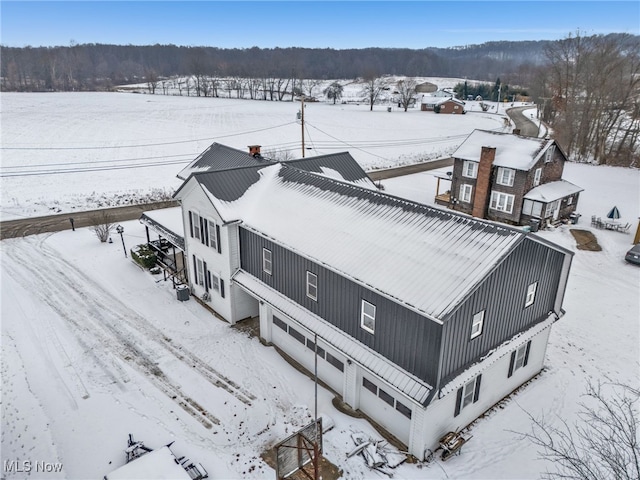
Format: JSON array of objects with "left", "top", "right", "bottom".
[
  {"left": 421, "top": 96, "right": 466, "bottom": 114},
  {"left": 162, "top": 141, "right": 574, "bottom": 461},
  {"left": 442, "top": 130, "right": 583, "bottom": 229}
]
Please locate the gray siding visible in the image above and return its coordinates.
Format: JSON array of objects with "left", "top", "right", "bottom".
[
  {"left": 239, "top": 227, "right": 442, "bottom": 385},
  {"left": 439, "top": 237, "right": 564, "bottom": 383}
]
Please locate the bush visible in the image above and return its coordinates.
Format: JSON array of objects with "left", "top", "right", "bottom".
[{"left": 131, "top": 244, "right": 157, "bottom": 269}]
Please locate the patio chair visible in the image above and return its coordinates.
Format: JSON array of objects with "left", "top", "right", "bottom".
[
  {"left": 616, "top": 222, "right": 631, "bottom": 233},
  {"left": 591, "top": 215, "right": 597, "bottom": 226},
  {"left": 595, "top": 217, "right": 604, "bottom": 229}
]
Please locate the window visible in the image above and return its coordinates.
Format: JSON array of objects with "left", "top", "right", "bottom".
[
  {"left": 545, "top": 199, "right": 560, "bottom": 218},
  {"left": 306, "top": 271, "right": 318, "bottom": 301},
  {"left": 325, "top": 352, "right": 344, "bottom": 372},
  {"left": 490, "top": 191, "right": 515, "bottom": 213},
  {"left": 361, "top": 300, "right": 376, "bottom": 334},
  {"left": 508, "top": 341, "right": 531, "bottom": 377},
  {"left": 362, "top": 377, "right": 378, "bottom": 394},
  {"left": 454, "top": 375, "right": 482, "bottom": 416},
  {"left": 262, "top": 248, "right": 272, "bottom": 275},
  {"left": 567, "top": 195, "right": 573, "bottom": 206},
  {"left": 525, "top": 282, "right": 537, "bottom": 307},
  {"left": 208, "top": 220, "right": 218, "bottom": 250},
  {"left": 196, "top": 257, "right": 204, "bottom": 287},
  {"left": 463, "top": 160, "right": 478, "bottom": 179},
  {"left": 396, "top": 401, "right": 412, "bottom": 419},
  {"left": 523, "top": 199, "right": 543, "bottom": 217},
  {"left": 470, "top": 310, "right": 484, "bottom": 339},
  {"left": 459, "top": 184, "right": 473, "bottom": 203},
  {"left": 544, "top": 145, "right": 555, "bottom": 163},
  {"left": 288, "top": 326, "right": 305, "bottom": 345},
  {"left": 305, "top": 339, "right": 325, "bottom": 359},
  {"left": 192, "top": 212, "right": 201, "bottom": 241},
  {"left": 273, "top": 315, "right": 287, "bottom": 331},
  {"left": 533, "top": 168, "right": 542, "bottom": 187},
  {"left": 497, "top": 167, "right": 515, "bottom": 187},
  {"left": 210, "top": 272, "right": 220, "bottom": 293},
  {"left": 378, "top": 388, "right": 395, "bottom": 407}
]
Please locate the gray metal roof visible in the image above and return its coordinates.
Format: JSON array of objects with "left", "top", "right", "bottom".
[
  {"left": 176, "top": 143, "right": 271, "bottom": 180},
  {"left": 283, "top": 152, "right": 376, "bottom": 189}
]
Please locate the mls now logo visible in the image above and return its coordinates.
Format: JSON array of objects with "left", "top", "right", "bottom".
[{"left": 4, "top": 460, "right": 63, "bottom": 473}]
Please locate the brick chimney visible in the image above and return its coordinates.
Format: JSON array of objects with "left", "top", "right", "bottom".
[
  {"left": 472, "top": 146, "right": 496, "bottom": 219},
  {"left": 248, "top": 145, "right": 261, "bottom": 157}
]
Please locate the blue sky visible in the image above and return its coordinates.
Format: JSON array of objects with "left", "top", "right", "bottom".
[{"left": 1, "top": 1, "right": 638, "bottom": 49}]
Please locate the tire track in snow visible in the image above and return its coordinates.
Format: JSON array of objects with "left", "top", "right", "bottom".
[{"left": 1, "top": 235, "right": 260, "bottom": 430}]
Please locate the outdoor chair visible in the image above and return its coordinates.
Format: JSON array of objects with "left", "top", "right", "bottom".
[
  {"left": 616, "top": 222, "right": 631, "bottom": 233},
  {"left": 595, "top": 217, "right": 604, "bottom": 229},
  {"left": 591, "top": 215, "right": 597, "bottom": 226}
]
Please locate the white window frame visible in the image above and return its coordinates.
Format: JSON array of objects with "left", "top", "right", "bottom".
[
  {"left": 306, "top": 271, "right": 318, "bottom": 301},
  {"left": 490, "top": 191, "right": 515, "bottom": 213},
  {"left": 497, "top": 167, "right": 515, "bottom": 187},
  {"left": 196, "top": 257, "right": 204, "bottom": 287},
  {"left": 262, "top": 248, "right": 272, "bottom": 275},
  {"left": 544, "top": 145, "right": 555, "bottom": 163},
  {"left": 533, "top": 168, "right": 542, "bottom": 187},
  {"left": 513, "top": 344, "right": 528, "bottom": 372},
  {"left": 208, "top": 219, "right": 218, "bottom": 250},
  {"left": 471, "top": 310, "right": 484, "bottom": 339},
  {"left": 462, "top": 377, "right": 479, "bottom": 409},
  {"left": 459, "top": 184, "right": 473, "bottom": 203},
  {"left": 210, "top": 272, "right": 220, "bottom": 293},
  {"left": 361, "top": 300, "right": 376, "bottom": 334},
  {"left": 192, "top": 212, "right": 201, "bottom": 241},
  {"left": 462, "top": 160, "right": 478, "bottom": 179},
  {"left": 525, "top": 282, "right": 537, "bottom": 307},
  {"left": 567, "top": 195, "right": 573, "bottom": 205}
]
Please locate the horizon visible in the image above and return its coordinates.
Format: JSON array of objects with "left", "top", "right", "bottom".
[{"left": 1, "top": 1, "right": 639, "bottom": 50}]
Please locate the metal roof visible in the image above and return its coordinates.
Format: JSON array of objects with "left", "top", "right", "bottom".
[
  {"left": 524, "top": 180, "right": 584, "bottom": 203},
  {"left": 283, "top": 152, "right": 376, "bottom": 189},
  {"left": 140, "top": 207, "right": 185, "bottom": 250},
  {"left": 176, "top": 143, "right": 271, "bottom": 180},
  {"left": 195, "top": 163, "right": 529, "bottom": 321}
]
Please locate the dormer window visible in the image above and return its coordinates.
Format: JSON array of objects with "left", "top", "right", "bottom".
[
  {"left": 463, "top": 161, "right": 478, "bottom": 179},
  {"left": 544, "top": 145, "right": 555, "bottom": 163},
  {"left": 496, "top": 167, "right": 515, "bottom": 187}
]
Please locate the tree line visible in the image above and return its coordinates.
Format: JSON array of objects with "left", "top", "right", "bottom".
[{"left": 1, "top": 34, "right": 638, "bottom": 166}]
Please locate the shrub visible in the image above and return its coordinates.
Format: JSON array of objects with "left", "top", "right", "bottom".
[{"left": 131, "top": 244, "right": 157, "bottom": 269}]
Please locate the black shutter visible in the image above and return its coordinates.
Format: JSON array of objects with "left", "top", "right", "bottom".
[
  {"left": 200, "top": 216, "right": 206, "bottom": 244},
  {"left": 216, "top": 224, "right": 221, "bottom": 253},
  {"left": 523, "top": 341, "right": 532, "bottom": 367},
  {"left": 473, "top": 375, "right": 482, "bottom": 403},
  {"left": 203, "top": 219, "right": 208, "bottom": 246},
  {"left": 508, "top": 351, "right": 516, "bottom": 378},
  {"left": 220, "top": 279, "right": 225, "bottom": 298},
  {"left": 454, "top": 387, "right": 463, "bottom": 417},
  {"left": 203, "top": 262, "right": 209, "bottom": 292},
  {"left": 188, "top": 211, "right": 194, "bottom": 238},
  {"left": 192, "top": 255, "right": 198, "bottom": 284}
]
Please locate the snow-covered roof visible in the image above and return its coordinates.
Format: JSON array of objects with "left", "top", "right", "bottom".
[
  {"left": 422, "top": 96, "right": 464, "bottom": 106},
  {"left": 234, "top": 270, "right": 432, "bottom": 405},
  {"left": 190, "top": 163, "right": 528, "bottom": 321},
  {"left": 176, "top": 143, "right": 270, "bottom": 180},
  {"left": 105, "top": 447, "right": 191, "bottom": 480},
  {"left": 524, "top": 180, "right": 584, "bottom": 203},
  {"left": 283, "top": 152, "right": 376, "bottom": 189},
  {"left": 453, "top": 130, "right": 555, "bottom": 171},
  {"left": 140, "top": 207, "right": 185, "bottom": 250}
]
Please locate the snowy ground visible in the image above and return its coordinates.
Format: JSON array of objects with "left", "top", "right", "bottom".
[
  {"left": 0, "top": 89, "right": 515, "bottom": 221},
  {"left": 1, "top": 91, "right": 639, "bottom": 479}
]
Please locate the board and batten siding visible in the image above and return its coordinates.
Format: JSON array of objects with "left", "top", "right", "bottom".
[
  {"left": 239, "top": 227, "right": 442, "bottom": 385},
  {"left": 439, "top": 237, "right": 564, "bottom": 383}
]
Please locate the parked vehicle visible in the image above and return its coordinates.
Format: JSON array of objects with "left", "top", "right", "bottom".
[{"left": 624, "top": 243, "right": 640, "bottom": 265}]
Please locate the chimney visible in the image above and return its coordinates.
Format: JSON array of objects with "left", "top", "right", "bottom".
[
  {"left": 248, "top": 145, "right": 261, "bottom": 157},
  {"left": 472, "top": 146, "right": 496, "bottom": 219}
]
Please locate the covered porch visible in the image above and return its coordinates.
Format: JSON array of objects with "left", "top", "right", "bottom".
[
  {"left": 522, "top": 180, "right": 584, "bottom": 229},
  {"left": 139, "top": 207, "right": 187, "bottom": 287}
]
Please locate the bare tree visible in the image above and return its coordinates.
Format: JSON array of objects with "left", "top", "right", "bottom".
[
  {"left": 90, "top": 211, "right": 115, "bottom": 243},
  {"left": 361, "top": 74, "right": 390, "bottom": 111},
  {"left": 323, "top": 81, "right": 344, "bottom": 104},
  {"left": 396, "top": 78, "right": 418, "bottom": 111},
  {"left": 144, "top": 68, "right": 158, "bottom": 94},
  {"left": 301, "top": 79, "right": 322, "bottom": 99},
  {"left": 520, "top": 381, "right": 639, "bottom": 480}
]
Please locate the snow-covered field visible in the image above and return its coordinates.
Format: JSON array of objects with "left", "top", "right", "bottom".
[
  {"left": 1, "top": 91, "right": 639, "bottom": 479},
  {"left": 1, "top": 89, "right": 511, "bottom": 221}
]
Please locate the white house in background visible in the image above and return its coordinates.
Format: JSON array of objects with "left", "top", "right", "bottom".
[{"left": 167, "top": 143, "right": 573, "bottom": 460}]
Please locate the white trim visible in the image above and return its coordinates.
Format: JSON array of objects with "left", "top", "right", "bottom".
[
  {"left": 525, "top": 282, "right": 537, "bottom": 307},
  {"left": 306, "top": 271, "right": 318, "bottom": 301},
  {"left": 490, "top": 191, "right": 515, "bottom": 213},
  {"left": 496, "top": 167, "right": 515, "bottom": 187},
  {"left": 459, "top": 184, "right": 473, "bottom": 203},
  {"left": 462, "top": 160, "right": 478, "bottom": 179},
  {"left": 470, "top": 310, "right": 484, "bottom": 339},
  {"left": 262, "top": 248, "right": 272, "bottom": 275},
  {"left": 361, "top": 300, "right": 376, "bottom": 334}
]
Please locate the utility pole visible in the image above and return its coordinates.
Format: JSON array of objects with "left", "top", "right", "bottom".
[{"left": 301, "top": 96, "right": 305, "bottom": 158}]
